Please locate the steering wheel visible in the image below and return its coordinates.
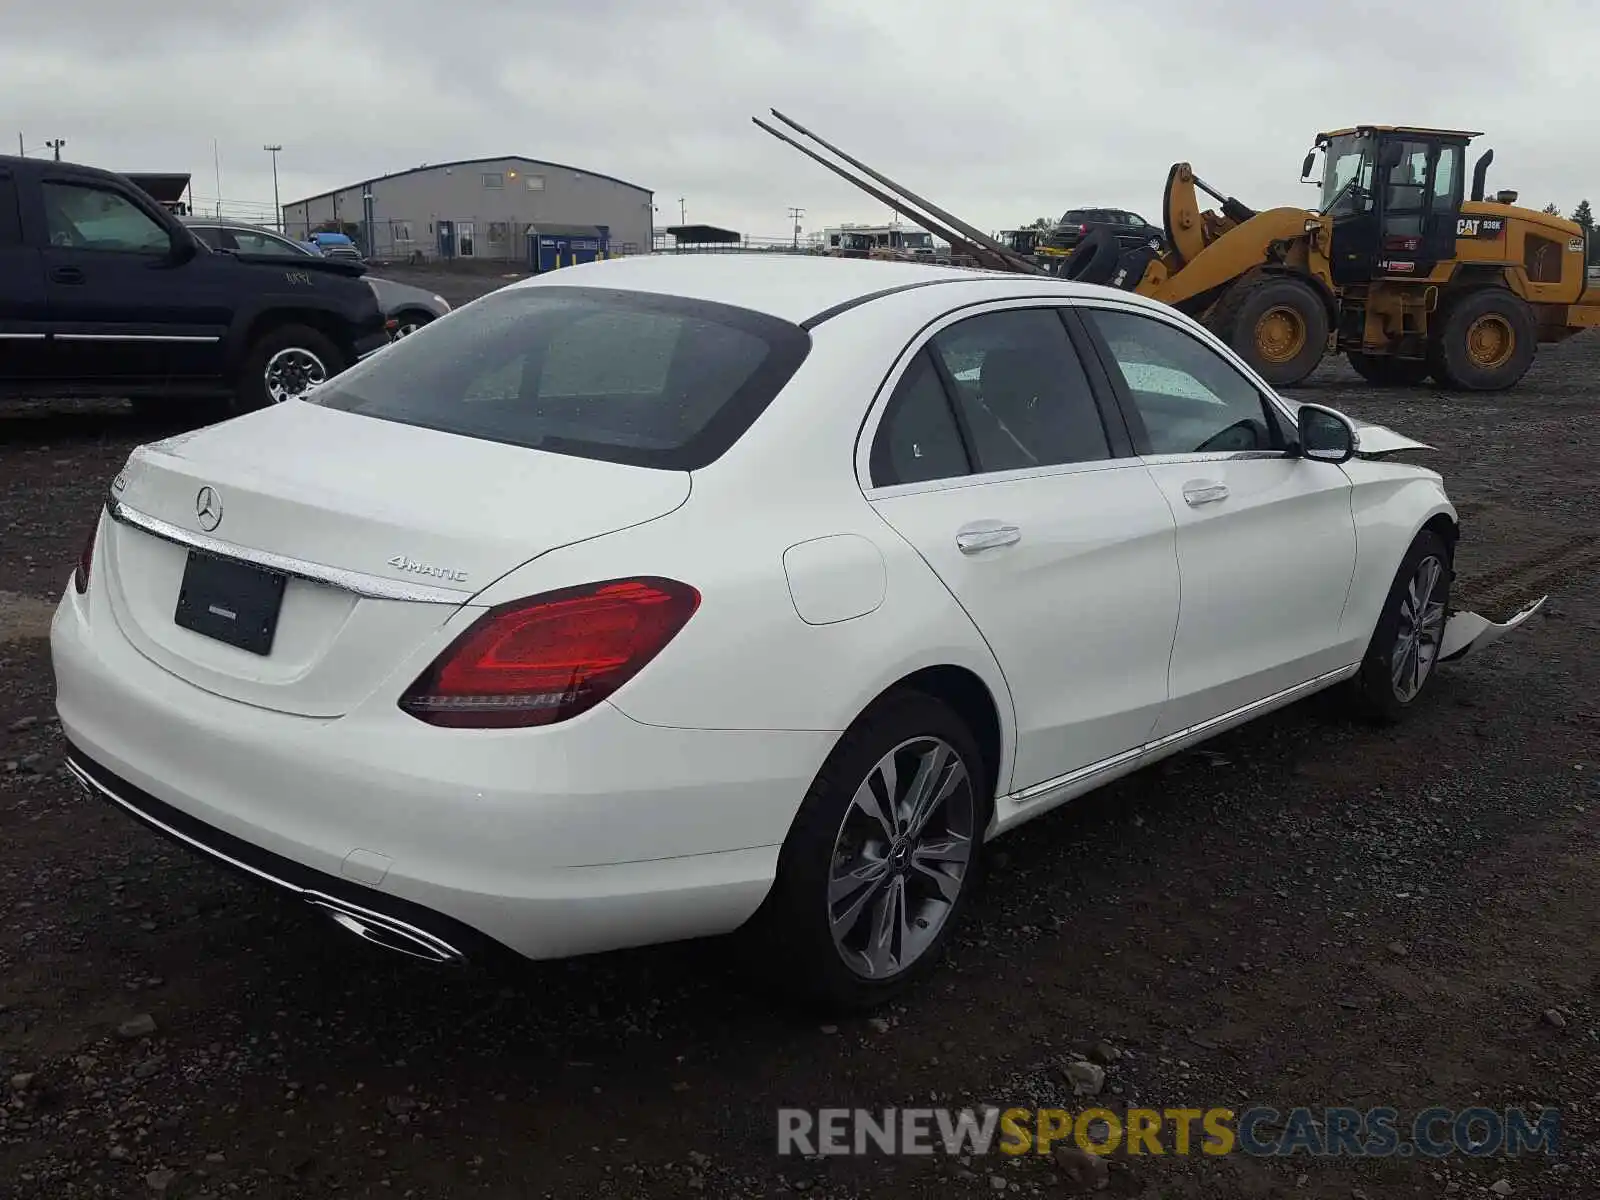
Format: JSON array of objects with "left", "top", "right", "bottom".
[{"left": 1194, "top": 418, "right": 1264, "bottom": 454}]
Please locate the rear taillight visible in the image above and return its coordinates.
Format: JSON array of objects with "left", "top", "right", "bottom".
[
  {"left": 73, "top": 518, "right": 98, "bottom": 595},
  {"left": 399, "top": 577, "right": 700, "bottom": 728},
  {"left": 1078, "top": 223, "right": 1088, "bottom": 235}
]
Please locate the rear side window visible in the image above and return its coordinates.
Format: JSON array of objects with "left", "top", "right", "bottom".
[
  {"left": 931, "top": 309, "right": 1111, "bottom": 473},
  {"left": 307, "top": 286, "right": 812, "bottom": 470},
  {"left": 870, "top": 349, "right": 970, "bottom": 487}
]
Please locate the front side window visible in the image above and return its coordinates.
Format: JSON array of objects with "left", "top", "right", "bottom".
[
  {"left": 42, "top": 183, "right": 170, "bottom": 253},
  {"left": 931, "top": 309, "right": 1111, "bottom": 474},
  {"left": 1384, "top": 140, "right": 1433, "bottom": 235},
  {"left": 1086, "top": 309, "right": 1281, "bottom": 455},
  {"left": 188, "top": 224, "right": 224, "bottom": 249},
  {"left": 306, "top": 286, "right": 811, "bottom": 470},
  {"left": 1320, "top": 133, "right": 1375, "bottom": 216}
]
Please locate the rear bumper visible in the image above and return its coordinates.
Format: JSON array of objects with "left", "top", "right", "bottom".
[
  {"left": 51, "top": 577, "right": 835, "bottom": 963},
  {"left": 65, "top": 748, "right": 503, "bottom": 964}
]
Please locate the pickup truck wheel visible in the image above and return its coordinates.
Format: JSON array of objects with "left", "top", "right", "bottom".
[{"left": 236, "top": 325, "right": 344, "bottom": 412}]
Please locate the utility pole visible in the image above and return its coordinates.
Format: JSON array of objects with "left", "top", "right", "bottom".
[
  {"left": 45, "top": 138, "right": 65, "bottom": 161},
  {"left": 263, "top": 144, "right": 283, "bottom": 231},
  {"left": 678, "top": 197, "right": 686, "bottom": 225},
  {"left": 16, "top": 133, "right": 23, "bottom": 156},
  {"left": 787, "top": 206, "right": 805, "bottom": 250}
]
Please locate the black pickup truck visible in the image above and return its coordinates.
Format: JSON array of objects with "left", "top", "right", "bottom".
[{"left": 0, "top": 155, "right": 390, "bottom": 417}]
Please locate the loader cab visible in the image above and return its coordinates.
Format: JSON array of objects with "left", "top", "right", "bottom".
[{"left": 1307, "top": 125, "right": 1475, "bottom": 285}]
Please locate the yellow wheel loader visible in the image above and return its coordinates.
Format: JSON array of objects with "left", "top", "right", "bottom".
[{"left": 754, "top": 113, "right": 1600, "bottom": 391}]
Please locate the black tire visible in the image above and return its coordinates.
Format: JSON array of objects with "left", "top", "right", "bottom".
[
  {"left": 233, "top": 324, "right": 345, "bottom": 414},
  {"left": 391, "top": 310, "right": 434, "bottom": 339},
  {"left": 744, "top": 690, "right": 991, "bottom": 1012},
  {"left": 1108, "top": 246, "right": 1157, "bottom": 292},
  {"left": 1426, "top": 287, "right": 1537, "bottom": 391},
  {"left": 1062, "top": 227, "right": 1121, "bottom": 285},
  {"left": 1350, "top": 529, "right": 1453, "bottom": 723},
  {"left": 1346, "top": 352, "right": 1433, "bottom": 387},
  {"left": 1210, "top": 273, "right": 1330, "bottom": 387}
]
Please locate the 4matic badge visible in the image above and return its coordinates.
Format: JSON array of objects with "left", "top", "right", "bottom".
[{"left": 387, "top": 555, "right": 468, "bottom": 583}]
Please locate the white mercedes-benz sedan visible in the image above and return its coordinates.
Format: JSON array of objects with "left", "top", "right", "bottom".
[{"left": 51, "top": 254, "right": 1541, "bottom": 1009}]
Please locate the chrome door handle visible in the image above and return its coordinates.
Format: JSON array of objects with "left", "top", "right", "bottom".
[
  {"left": 956, "top": 521, "right": 1021, "bottom": 554},
  {"left": 1182, "top": 481, "right": 1229, "bottom": 507}
]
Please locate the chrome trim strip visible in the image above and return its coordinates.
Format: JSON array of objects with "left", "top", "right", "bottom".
[
  {"left": 107, "top": 498, "right": 474, "bottom": 605},
  {"left": 55, "top": 333, "right": 221, "bottom": 343},
  {"left": 1008, "top": 664, "right": 1359, "bottom": 805},
  {"left": 0, "top": 332, "right": 47, "bottom": 341},
  {"left": 65, "top": 759, "right": 463, "bottom": 963},
  {"left": 1139, "top": 450, "right": 1291, "bottom": 466}
]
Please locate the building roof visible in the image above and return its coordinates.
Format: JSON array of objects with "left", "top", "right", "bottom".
[
  {"left": 666, "top": 224, "right": 741, "bottom": 244},
  {"left": 123, "top": 173, "right": 191, "bottom": 204},
  {"left": 283, "top": 156, "right": 652, "bottom": 208}
]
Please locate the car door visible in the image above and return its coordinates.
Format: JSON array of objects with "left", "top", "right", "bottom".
[
  {"left": 0, "top": 166, "right": 50, "bottom": 381},
  {"left": 1078, "top": 303, "right": 1358, "bottom": 737},
  {"left": 38, "top": 177, "right": 228, "bottom": 384},
  {"left": 863, "top": 304, "right": 1181, "bottom": 796}
]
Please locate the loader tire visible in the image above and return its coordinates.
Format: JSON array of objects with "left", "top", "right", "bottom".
[
  {"left": 1426, "top": 287, "right": 1536, "bottom": 392},
  {"left": 1062, "top": 227, "right": 1121, "bottom": 286},
  {"left": 1211, "top": 274, "right": 1329, "bottom": 387},
  {"left": 1346, "top": 352, "right": 1433, "bottom": 387}
]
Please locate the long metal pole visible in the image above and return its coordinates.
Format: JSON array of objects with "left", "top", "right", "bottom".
[
  {"left": 766, "top": 109, "right": 1040, "bottom": 273},
  {"left": 264, "top": 145, "right": 283, "bottom": 231},
  {"left": 752, "top": 117, "right": 1004, "bottom": 269}
]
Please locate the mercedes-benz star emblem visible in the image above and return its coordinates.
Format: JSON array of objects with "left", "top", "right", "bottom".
[{"left": 195, "top": 486, "right": 223, "bottom": 532}]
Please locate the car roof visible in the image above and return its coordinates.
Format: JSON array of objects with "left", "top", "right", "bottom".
[{"left": 506, "top": 254, "right": 1032, "bottom": 325}]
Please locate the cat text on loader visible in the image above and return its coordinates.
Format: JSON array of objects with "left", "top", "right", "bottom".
[{"left": 1061, "top": 125, "right": 1600, "bottom": 389}]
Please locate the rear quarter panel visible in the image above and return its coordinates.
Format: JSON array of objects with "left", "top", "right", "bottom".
[{"left": 464, "top": 313, "right": 1018, "bottom": 781}]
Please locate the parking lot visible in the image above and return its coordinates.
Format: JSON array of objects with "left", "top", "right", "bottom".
[{"left": 1, "top": 274, "right": 1596, "bottom": 1198}]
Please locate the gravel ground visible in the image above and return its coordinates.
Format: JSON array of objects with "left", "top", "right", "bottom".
[{"left": 1, "top": 281, "right": 1597, "bottom": 1198}]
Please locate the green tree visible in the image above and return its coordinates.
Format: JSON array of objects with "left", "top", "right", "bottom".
[
  {"left": 1570, "top": 199, "right": 1593, "bottom": 232},
  {"left": 1542, "top": 202, "right": 1562, "bottom": 215}
]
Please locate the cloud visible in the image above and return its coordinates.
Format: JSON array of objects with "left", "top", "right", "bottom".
[{"left": 3, "top": 0, "right": 1594, "bottom": 237}]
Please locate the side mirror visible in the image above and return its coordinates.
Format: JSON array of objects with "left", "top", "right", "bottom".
[
  {"left": 1297, "top": 404, "right": 1357, "bottom": 464},
  {"left": 1300, "top": 151, "right": 1316, "bottom": 180},
  {"left": 168, "top": 230, "right": 200, "bottom": 264}
]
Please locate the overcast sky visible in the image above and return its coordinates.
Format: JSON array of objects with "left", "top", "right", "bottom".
[{"left": 4, "top": 0, "right": 1595, "bottom": 239}]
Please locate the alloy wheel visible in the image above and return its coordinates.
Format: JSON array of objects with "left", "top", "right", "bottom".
[
  {"left": 1392, "top": 554, "right": 1447, "bottom": 702},
  {"left": 827, "top": 737, "right": 976, "bottom": 980},
  {"left": 264, "top": 347, "right": 328, "bottom": 403}
]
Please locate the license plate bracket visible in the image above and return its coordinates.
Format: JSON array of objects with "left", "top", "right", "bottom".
[{"left": 173, "top": 551, "right": 287, "bottom": 656}]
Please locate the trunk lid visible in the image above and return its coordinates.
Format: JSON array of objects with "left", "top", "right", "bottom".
[{"left": 104, "top": 402, "right": 690, "bottom": 717}]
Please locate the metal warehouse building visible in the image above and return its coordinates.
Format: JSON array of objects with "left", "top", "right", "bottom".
[{"left": 280, "top": 156, "right": 654, "bottom": 264}]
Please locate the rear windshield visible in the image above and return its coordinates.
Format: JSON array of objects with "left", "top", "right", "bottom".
[{"left": 306, "top": 285, "right": 812, "bottom": 470}]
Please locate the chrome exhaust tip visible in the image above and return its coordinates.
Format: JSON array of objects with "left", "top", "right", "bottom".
[{"left": 308, "top": 897, "right": 465, "bottom": 964}]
